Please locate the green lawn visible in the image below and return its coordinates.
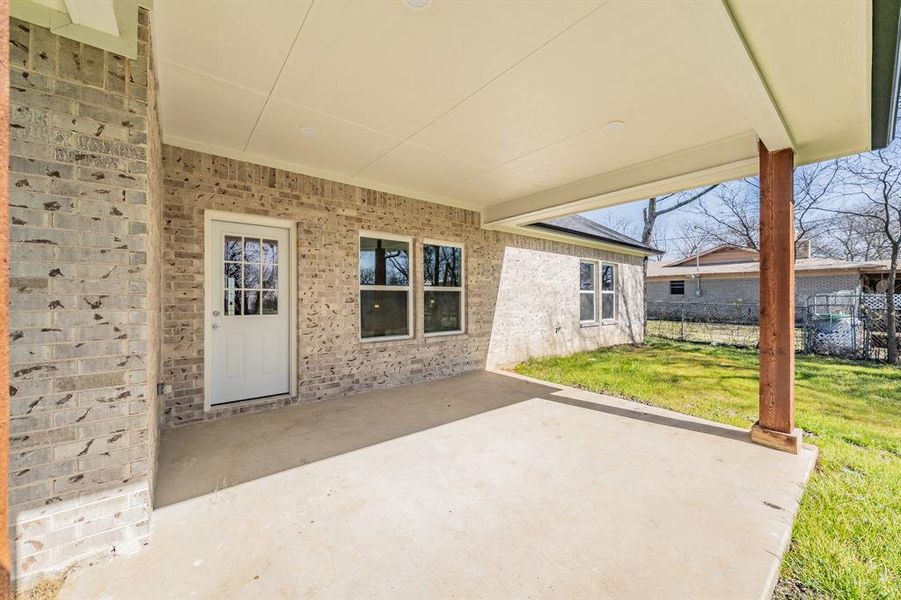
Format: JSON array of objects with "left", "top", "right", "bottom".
[{"left": 515, "top": 338, "right": 901, "bottom": 599}]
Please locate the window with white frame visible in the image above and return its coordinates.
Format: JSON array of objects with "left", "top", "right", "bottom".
[
  {"left": 579, "top": 260, "right": 597, "bottom": 322},
  {"left": 359, "top": 233, "right": 412, "bottom": 340},
  {"left": 600, "top": 263, "right": 616, "bottom": 321},
  {"left": 424, "top": 242, "right": 464, "bottom": 335},
  {"left": 669, "top": 280, "right": 685, "bottom": 295}
]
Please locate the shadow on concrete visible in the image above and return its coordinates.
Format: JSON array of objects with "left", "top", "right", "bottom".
[
  {"left": 155, "top": 370, "right": 751, "bottom": 508},
  {"left": 154, "top": 371, "right": 559, "bottom": 507},
  {"left": 544, "top": 394, "right": 752, "bottom": 444}
]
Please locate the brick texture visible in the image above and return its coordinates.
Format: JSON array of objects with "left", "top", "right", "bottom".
[
  {"left": 647, "top": 273, "right": 861, "bottom": 307},
  {"left": 161, "top": 147, "right": 645, "bottom": 426},
  {"left": 6, "top": 12, "right": 161, "bottom": 583}
]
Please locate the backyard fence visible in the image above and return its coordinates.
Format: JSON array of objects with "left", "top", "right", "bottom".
[{"left": 647, "top": 293, "right": 900, "bottom": 362}]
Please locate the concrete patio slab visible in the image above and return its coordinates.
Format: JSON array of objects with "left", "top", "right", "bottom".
[{"left": 61, "top": 371, "right": 816, "bottom": 599}]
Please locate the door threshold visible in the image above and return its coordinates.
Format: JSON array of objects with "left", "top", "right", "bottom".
[{"left": 207, "top": 392, "right": 292, "bottom": 413}]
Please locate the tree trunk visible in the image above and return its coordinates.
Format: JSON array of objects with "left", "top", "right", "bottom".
[
  {"left": 642, "top": 197, "right": 657, "bottom": 246},
  {"left": 887, "top": 244, "right": 899, "bottom": 364}
]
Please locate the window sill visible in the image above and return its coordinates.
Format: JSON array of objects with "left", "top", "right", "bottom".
[
  {"left": 601, "top": 319, "right": 618, "bottom": 326},
  {"left": 359, "top": 334, "right": 414, "bottom": 344},
  {"left": 580, "top": 321, "right": 599, "bottom": 328},
  {"left": 425, "top": 330, "right": 465, "bottom": 338}
]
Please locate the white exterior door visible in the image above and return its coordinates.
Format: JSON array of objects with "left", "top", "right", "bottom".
[{"left": 208, "top": 218, "right": 291, "bottom": 406}]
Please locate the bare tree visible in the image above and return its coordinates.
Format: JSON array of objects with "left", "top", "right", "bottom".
[
  {"left": 825, "top": 148, "right": 901, "bottom": 363},
  {"left": 817, "top": 211, "right": 891, "bottom": 261},
  {"left": 640, "top": 184, "right": 719, "bottom": 246},
  {"left": 688, "top": 181, "right": 761, "bottom": 249}
]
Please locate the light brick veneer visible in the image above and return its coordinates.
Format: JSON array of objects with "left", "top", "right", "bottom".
[
  {"left": 647, "top": 273, "right": 861, "bottom": 308},
  {"left": 7, "top": 12, "right": 162, "bottom": 583},
  {"left": 161, "top": 147, "right": 645, "bottom": 426}
]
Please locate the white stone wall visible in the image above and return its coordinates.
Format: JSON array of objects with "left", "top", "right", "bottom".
[{"left": 486, "top": 247, "right": 643, "bottom": 366}]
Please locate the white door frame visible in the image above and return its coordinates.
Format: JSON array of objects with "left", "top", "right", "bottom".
[{"left": 203, "top": 210, "right": 298, "bottom": 411}]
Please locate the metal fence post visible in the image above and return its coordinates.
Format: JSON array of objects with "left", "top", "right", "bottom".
[{"left": 680, "top": 304, "right": 685, "bottom": 341}]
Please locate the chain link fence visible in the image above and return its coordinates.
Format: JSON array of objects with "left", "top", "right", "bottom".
[{"left": 647, "top": 293, "right": 899, "bottom": 362}]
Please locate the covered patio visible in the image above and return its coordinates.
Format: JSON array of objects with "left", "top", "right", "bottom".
[
  {"left": 2, "top": 0, "right": 899, "bottom": 593},
  {"left": 61, "top": 371, "right": 816, "bottom": 599}
]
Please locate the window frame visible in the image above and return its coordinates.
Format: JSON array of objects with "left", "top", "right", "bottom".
[
  {"left": 423, "top": 239, "right": 465, "bottom": 337},
  {"left": 670, "top": 280, "right": 686, "bottom": 296},
  {"left": 358, "top": 230, "right": 415, "bottom": 343},
  {"left": 600, "top": 262, "right": 617, "bottom": 323},
  {"left": 579, "top": 259, "right": 598, "bottom": 325}
]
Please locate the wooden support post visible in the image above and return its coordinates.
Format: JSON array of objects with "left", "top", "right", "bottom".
[
  {"left": 0, "top": 0, "right": 10, "bottom": 593},
  {"left": 752, "top": 141, "right": 802, "bottom": 454}
]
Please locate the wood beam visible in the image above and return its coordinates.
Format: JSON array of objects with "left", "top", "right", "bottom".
[
  {"left": 683, "top": 0, "right": 793, "bottom": 152},
  {"left": 754, "top": 141, "right": 801, "bottom": 454}
]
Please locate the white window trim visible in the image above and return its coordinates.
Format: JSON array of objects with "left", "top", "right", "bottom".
[
  {"left": 579, "top": 259, "right": 598, "bottom": 324},
  {"left": 600, "top": 262, "right": 617, "bottom": 324},
  {"left": 359, "top": 230, "right": 414, "bottom": 342},
  {"left": 423, "top": 239, "right": 465, "bottom": 337},
  {"left": 670, "top": 280, "right": 686, "bottom": 296}
]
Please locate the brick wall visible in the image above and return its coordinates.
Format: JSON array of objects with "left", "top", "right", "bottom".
[
  {"left": 7, "top": 12, "right": 159, "bottom": 583},
  {"left": 648, "top": 273, "right": 860, "bottom": 306},
  {"left": 161, "top": 146, "right": 645, "bottom": 426}
]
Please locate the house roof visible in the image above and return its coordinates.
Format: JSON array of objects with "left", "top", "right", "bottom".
[
  {"left": 664, "top": 244, "right": 759, "bottom": 267},
  {"left": 530, "top": 215, "right": 661, "bottom": 255},
  {"left": 647, "top": 257, "right": 890, "bottom": 279}
]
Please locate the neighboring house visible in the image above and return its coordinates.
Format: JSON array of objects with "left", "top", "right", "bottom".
[{"left": 647, "top": 243, "right": 894, "bottom": 309}]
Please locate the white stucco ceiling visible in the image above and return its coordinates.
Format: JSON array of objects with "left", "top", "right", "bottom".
[{"left": 152, "top": 0, "right": 874, "bottom": 226}]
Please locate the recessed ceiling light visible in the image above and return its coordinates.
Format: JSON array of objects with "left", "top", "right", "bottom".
[
  {"left": 603, "top": 120, "right": 625, "bottom": 131},
  {"left": 406, "top": 0, "right": 430, "bottom": 9},
  {"left": 299, "top": 126, "right": 318, "bottom": 137}
]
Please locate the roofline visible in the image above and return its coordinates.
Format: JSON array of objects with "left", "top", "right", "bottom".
[
  {"left": 664, "top": 244, "right": 758, "bottom": 267},
  {"left": 871, "top": 0, "right": 901, "bottom": 149},
  {"left": 646, "top": 265, "right": 886, "bottom": 280},
  {"left": 529, "top": 222, "right": 662, "bottom": 255}
]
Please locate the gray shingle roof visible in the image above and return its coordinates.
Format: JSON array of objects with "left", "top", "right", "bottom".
[{"left": 530, "top": 215, "right": 660, "bottom": 254}]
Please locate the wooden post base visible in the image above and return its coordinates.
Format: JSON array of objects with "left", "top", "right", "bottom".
[{"left": 750, "top": 421, "right": 803, "bottom": 454}]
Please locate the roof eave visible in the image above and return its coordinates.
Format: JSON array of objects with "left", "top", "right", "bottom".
[{"left": 529, "top": 223, "right": 662, "bottom": 256}]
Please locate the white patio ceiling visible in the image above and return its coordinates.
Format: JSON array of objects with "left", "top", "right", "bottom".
[{"left": 153, "top": 0, "right": 876, "bottom": 230}]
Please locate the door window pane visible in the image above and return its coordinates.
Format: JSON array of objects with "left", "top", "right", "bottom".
[
  {"left": 244, "top": 290, "right": 260, "bottom": 315},
  {"left": 262, "top": 264, "right": 278, "bottom": 289},
  {"left": 262, "top": 290, "right": 278, "bottom": 315},
  {"left": 224, "top": 236, "right": 243, "bottom": 261},
  {"left": 243, "top": 263, "right": 260, "bottom": 288},
  {"left": 262, "top": 239, "right": 279, "bottom": 264},
  {"left": 361, "top": 290, "right": 409, "bottom": 338},
  {"left": 224, "top": 289, "right": 241, "bottom": 316},
  {"left": 425, "top": 290, "right": 461, "bottom": 333},
  {"left": 224, "top": 263, "right": 241, "bottom": 288},
  {"left": 360, "top": 237, "right": 409, "bottom": 285},
  {"left": 244, "top": 238, "right": 261, "bottom": 262},
  {"left": 580, "top": 293, "right": 595, "bottom": 322},
  {"left": 602, "top": 293, "right": 615, "bottom": 320}
]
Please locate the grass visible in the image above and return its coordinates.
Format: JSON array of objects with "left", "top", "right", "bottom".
[{"left": 515, "top": 338, "right": 901, "bottom": 599}]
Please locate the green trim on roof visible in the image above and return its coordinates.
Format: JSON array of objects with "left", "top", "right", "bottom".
[{"left": 872, "top": 0, "right": 901, "bottom": 149}]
